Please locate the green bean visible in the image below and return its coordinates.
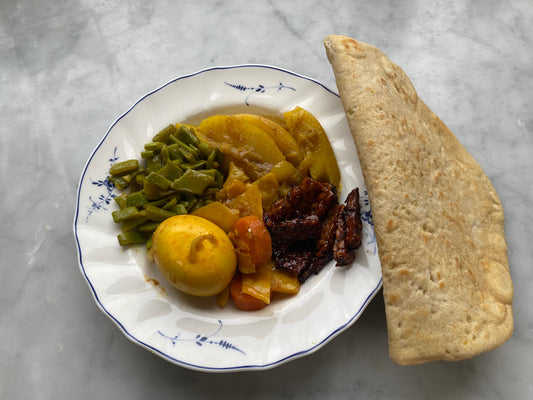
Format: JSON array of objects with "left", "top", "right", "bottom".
[
  {"left": 141, "top": 150, "right": 154, "bottom": 158},
  {"left": 166, "top": 143, "right": 182, "bottom": 161},
  {"left": 122, "top": 167, "right": 145, "bottom": 186},
  {"left": 144, "top": 194, "right": 178, "bottom": 208},
  {"left": 181, "top": 160, "right": 207, "bottom": 170},
  {"left": 197, "top": 169, "right": 224, "bottom": 188},
  {"left": 135, "top": 174, "right": 146, "bottom": 186},
  {"left": 145, "top": 205, "right": 176, "bottom": 221},
  {"left": 146, "top": 171, "right": 172, "bottom": 190},
  {"left": 171, "top": 169, "right": 215, "bottom": 195},
  {"left": 117, "top": 231, "right": 146, "bottom": 246},
  {"left": 112, "top": 206, "right": 141, "bottom": 223},
  {"left": 171, "top": 203, "right": 189, "bottom": 215},
  {"left": 176, "top": 125, "right": 200, "bottom": 147},
  {"left": 128, "top": 179, "right": 143, "bottom": 194},
  {"left": 198, "top": 169, "right": 217, "bottom": 179},
  {"left": 214, "top": 170, "right": 224, "bottom": 187},
  {"left": 145, "top": 235, "right": 153, "bottom": 250},
  {"left": 161, "top": 197, "right": 178, "bottom": 210},
  {"left": 137, "top": 221, "right": 160, "bottom": 233},
  {"left": 177, "top": 143, "right": 198, "bottom": 163},
  {"left": 166, "top": 160, "right": 182, "bottom": 180},
  {"left": 108, "top": 175, "right": 129, "bottom": 190},
  {"left": 160, "top": 145, "right": 169, "bottom": 164},
  {"left": 152, "top": 124, "right": 177, "bottom": 143},
  {"left": 189, "top": 198, "right": 205, "bottom": 212},
  {"left": 147, "top": 154, "right": 163, "bottom": 173},
  {"left": 121, "top": 214, "right": 149, "bottom": 231},
  {"left": 195, "top": 142, "right": 208, "bottom": 158},
  {"left": 126, "top": 191, "right": 147, "bottom": 208},
  {"left": 142, "top": 180, "right": 162, "bottom": 200},
  {"left": 114, "top": 194, "right": 128, "bottom": 209},
  {"left": 109, "top": 159, "right": 139, "bottom": 176},
  {"left": 144, "top": 142, "right": 164, "bottom": 152},
  {"left": 142, "top": 180, "right": 176, "bottom": 201},
  {"left": 205, "top": 149, "right": 217, "bottom": 169}
]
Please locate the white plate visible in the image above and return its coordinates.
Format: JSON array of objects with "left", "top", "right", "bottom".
[{"left": 73, "top": 65, "right": 382, "bottom": 372}]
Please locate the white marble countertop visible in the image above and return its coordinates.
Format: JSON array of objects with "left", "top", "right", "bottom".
[{"left": 1, "top": 0, "right": 532, "bottom": 398}]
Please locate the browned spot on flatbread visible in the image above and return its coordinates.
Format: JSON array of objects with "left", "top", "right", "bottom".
[{"left": 342, "top": 37, "right": 361, "bottom": 51}]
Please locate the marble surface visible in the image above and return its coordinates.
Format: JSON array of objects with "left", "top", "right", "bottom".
[{"left": 1, "top": 0, "right": 532, "bottom": 398}]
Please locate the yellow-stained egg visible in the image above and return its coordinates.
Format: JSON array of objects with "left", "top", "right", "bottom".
[{"left": 151, "top": 215, "right": 237, "bottom": 297}]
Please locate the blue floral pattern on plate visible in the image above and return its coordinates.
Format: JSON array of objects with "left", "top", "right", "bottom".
[
  {"left": 359, "top": 185, "right": 377, "bottom": 255},
  {"left": 224, "top": 81, "right": 295, "bottom": 105},
  {"left": 86, "top": 147, "right": 118, "bottom": 222},
  {"left": 158, "top": 320, "right": 245, "bottom": 355}
]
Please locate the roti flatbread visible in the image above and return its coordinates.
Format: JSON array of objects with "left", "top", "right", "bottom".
[{"left": 324, "top": 35, "right": 513, "bottom": 365}]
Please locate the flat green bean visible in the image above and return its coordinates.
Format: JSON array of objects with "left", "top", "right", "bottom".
[
  {"left": 112, "top": 206, "right": 141, "bottom": 223},
  {"left": 117, "top": 231, "right": 146, "bottom": 246},
  {"left": 166, "top": 160, "right": 182, "bottom": 180},
  {"left": 177, "top": 143, "right": 198, "bottom": 163},
  {"left": 126, "top": 191, "right": 147, "bottom": 208},
  {"left": 146, "top": 171, "right": 172, "bottom": 190},
  {"left": 121, "top": 214, "right": 149, "bottom": 231},
  {"left": 152, "top": 124, "right": 177, "bottom": 143},
  {"left": 137, "top": 221, "right": 160, "bottom": 233},
  {"left": 176, "top": 125, "right": 200, "bottom": 147},
  {"left": 147, "top": 154, "right": 163, "bottom": 173},
  {"left": 171, "top": 203, "right": 188, "bottom": 215},
  {"left": 141, "top": 150, "right": 154, "bottom": 158},
  {"left": 145, "top": 205, "right": 176, "bottom": 221},
  {"left": 109, "top": 159, "right": 139, "bottom": 176},
  {"left": 108, "top": 176, "right": 129, "bottom": 190},
  {"left": 171, "top": 169, "right": 215, "bottom": 195},
  {"left": 144, "top": 142, "right": 164, "bottom": 152},
  {"left": 114, "top": 194, "right": 128, "bottom": 209}
]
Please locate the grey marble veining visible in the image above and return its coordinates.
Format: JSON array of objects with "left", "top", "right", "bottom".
[{"left": 1, "top": 0, "right": 532, "bottom": 398}]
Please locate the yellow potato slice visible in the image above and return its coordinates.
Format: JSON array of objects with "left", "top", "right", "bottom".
[
  {"left": 241, "top": 260, "right": 274, "bottom": 305},
  {"left": 271, "top": 268, "right": 300, "bottom": 295},
  {"left": 192, "top": 201, "right": 240, "bottom": 233},
  {"left": 198, "top": 115, "right": 286, "bottom": 180},
  {"left": 234, "top": 114, "right": 303, "bottom": 165},
  {"left": 284, "top": 106, "right": 341, "bottom": 188}
]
